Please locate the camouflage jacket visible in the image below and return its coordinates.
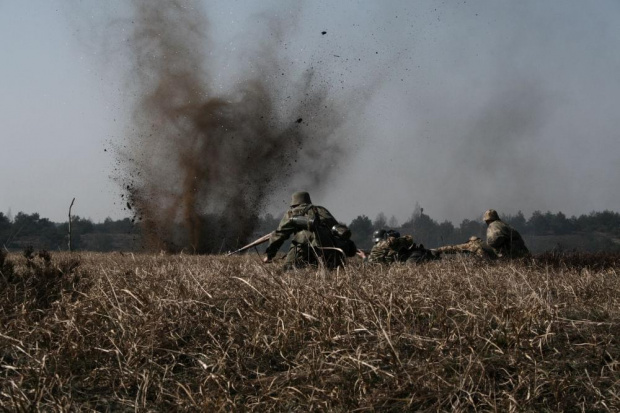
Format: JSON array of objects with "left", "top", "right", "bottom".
[
  {"left": 265, "top": 203, "right": 340, "bottom": 259},
  {"left": 368, "top": 235, "right": 415, "bottom": 264},
  {"left": 436, "top": 238, "right": 497, "bottom": 260},
  {"left": 486, "top": 220, "right": 529, "bottom": 258}
]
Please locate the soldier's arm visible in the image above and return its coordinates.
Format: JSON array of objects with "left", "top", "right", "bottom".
[
  {"left": 264, "top": 213, "right": 296, "bottom": 259},
  {"left": 435, "top": 245, "right": 458, "bottom": 254},
  {"left": 486, "top": 224, "right": 504, "bottom": 249},
  {"left": 436, "top": 243, "right": 468, "bottom": 254}
]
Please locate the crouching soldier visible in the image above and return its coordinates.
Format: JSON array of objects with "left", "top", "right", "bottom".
[
  {"left": 263, "top": 191, "right": 357, "bottom": 270},
  {"left": 483, "top": 209, "right": 530, "bottom": 259},
  {"left": 435, "top": 236, "right": 497, "bottom": 261},
  {"left": 368, "top": 229, "right": 438, "bottom": 264}
]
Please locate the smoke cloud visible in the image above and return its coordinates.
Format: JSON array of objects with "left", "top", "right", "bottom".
[
  {"left": 64, "top": 0, "right": 620, "bottom": 235},
  {"left": 118, "top": 1, "right": 359, "bottom": 252}
]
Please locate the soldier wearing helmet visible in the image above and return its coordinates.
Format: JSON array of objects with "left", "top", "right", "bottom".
[
  {"left": 483, "top": 209, "right": 529, "bottom": 258},
  {"left": 263, "top": 191, "right": 356, "bottom": 270},
  {"left": 372, "top": 229, "right": 387, "bottom": 244},
  {"left": 435, "top": 236, "right": 497, "bottom": 260},
  {"left": 367, "top": 228, "right": 437, "bottom": 264},
  {"left": 368, "top": 229, "right": 411, "bottom": 263}
]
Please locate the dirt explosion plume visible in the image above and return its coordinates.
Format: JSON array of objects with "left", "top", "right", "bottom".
[{"left": 118, "top": 1, "right": 352, "bottom": 253}]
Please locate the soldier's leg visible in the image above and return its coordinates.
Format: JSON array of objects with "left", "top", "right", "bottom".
[
  {"left": 283, "top": 245, "right": 308, "bottom": 270},
  {"left": 407, "top": 249, "right": 440, "bottom": 264},
  {"left": 406, "top": 250, "right": 426, "bottom": 264},
  {"left": 300, "top": 243, "right": 320, "bottom": 268},
  {"left": 282, "top": 248, "right": 297, "bottom": 271},
  {"left": 323, "top": 250, "right": 347, "bottom": 269},
  {"left": 283, "top": 244, "right": 315, "bottom": 270}
]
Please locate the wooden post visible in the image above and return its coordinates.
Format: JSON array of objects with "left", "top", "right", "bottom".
[{"left": 68, "top": 198, "right": 75, "bottom": 252}]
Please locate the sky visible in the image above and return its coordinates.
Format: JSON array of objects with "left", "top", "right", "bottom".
[{"left": 1, "top": 0, "right": 619, "bottom": 226}]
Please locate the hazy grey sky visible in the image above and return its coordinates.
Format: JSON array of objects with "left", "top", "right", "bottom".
[{"left": 1, "top": 1, "right": 619, "bottom": 225}]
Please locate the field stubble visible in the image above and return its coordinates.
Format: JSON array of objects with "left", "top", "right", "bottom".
[{"left": 0, "top": 250, "right": 619, "bottom": 411}]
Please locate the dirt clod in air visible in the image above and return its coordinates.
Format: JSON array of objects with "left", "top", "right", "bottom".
[{"left": 118, "top": 1, "right": 351, "bottom": 253}]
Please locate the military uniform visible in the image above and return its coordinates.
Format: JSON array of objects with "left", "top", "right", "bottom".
[
  {"left": 483, "top": 209, "right": 529, "bottom": 258},
  {"left": 265, "top": 192, "right": 355, "bottom": 270},
  {"left": 367, "top": 234, "right": 438, "bottom": 264},
  {"left": 368, "top": 235, "right": 415, "bottom": 264},
  {"left": 436, "top": 236, "right": 497, "bottom": 260}
]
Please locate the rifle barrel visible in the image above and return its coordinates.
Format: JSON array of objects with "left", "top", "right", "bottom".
[{"left": 226, "top": 232, "right": 272, "bottom": 256}]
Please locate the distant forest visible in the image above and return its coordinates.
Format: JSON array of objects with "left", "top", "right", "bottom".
[
  {"left": 1, "top": 213, "right": 140, "bottom": 252},
  {"left": 2, "top": 208, "right": 620, "bottom": 253},
  {"left": 346, "top": 208, "right": 620, "bottom": 252}
]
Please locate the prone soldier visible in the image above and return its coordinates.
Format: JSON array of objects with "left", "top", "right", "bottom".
[{"left": 368, "top": 229, "right": 438, "bottom": 264}]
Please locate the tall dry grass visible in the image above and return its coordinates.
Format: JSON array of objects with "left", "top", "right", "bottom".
[{"left": 1, "top": 250, "right": 618, "bottom": 411}]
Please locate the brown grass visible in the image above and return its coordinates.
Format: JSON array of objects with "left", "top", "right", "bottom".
[{"left": 1, "top": 251, "right": 619, "bottom": 411}]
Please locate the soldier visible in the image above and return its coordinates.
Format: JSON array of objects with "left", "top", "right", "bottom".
[
  {"left": 368, "top": 229, "right": 409, "bottom": 263},
  {"left": 373, "top": 229, "right": 388, "bottom": 244},
  {"left": 368, "top": 229, "right": 437, "bottom": 264},
  {"left": 435, "top": 236, "right": 498, "bottom": 260},
  {"left": 483, "top": 209, "right": 530, "bottom": 258},
  {"left": 263, "top": 191, "right": 356, "bottom": 270}
]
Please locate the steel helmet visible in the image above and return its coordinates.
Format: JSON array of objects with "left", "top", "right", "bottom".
[
  {"left": 372, "top": 229, "right": 387, "bottom": 244},
  {"left": 483, "top": 209, "right": 499, "bottom": 223},
  {"left": 290, "top": 191, "right": 312, "bottom": 206}
]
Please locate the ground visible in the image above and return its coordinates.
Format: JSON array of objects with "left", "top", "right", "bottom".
[{"left": 1, "top": 251, "right": 619, "bottom": 411}]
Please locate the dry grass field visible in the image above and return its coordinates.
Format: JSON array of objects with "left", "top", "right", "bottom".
[{"left": 1, "top": 249, "right": 619, "bottom": 411}]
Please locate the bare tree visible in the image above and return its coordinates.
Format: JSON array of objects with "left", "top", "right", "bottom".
[{"left": 68, "top": 198, "right": 75, "bottom": 252}]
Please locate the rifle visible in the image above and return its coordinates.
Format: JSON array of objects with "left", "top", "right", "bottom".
[{"left": 226, "top": 232, "right": 272, "bottom": 256}]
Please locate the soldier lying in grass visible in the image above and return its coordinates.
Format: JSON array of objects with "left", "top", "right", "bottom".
[
  {"left": 366, "top": 229, "right": 438, "bottom": 264},
  {"left": 434, "top": 236, "right": 498, "bottom": 260}
]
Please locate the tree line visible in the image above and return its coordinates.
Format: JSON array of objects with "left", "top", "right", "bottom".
[
  {"left": 347, "top": 207, "right": 620, "bottom": 251},
  {"left": 2, "top": 208, "right": 620, "bottom": 253},
  {"left": 0, "top": 212, "right": 139, "bottom": 252}
]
